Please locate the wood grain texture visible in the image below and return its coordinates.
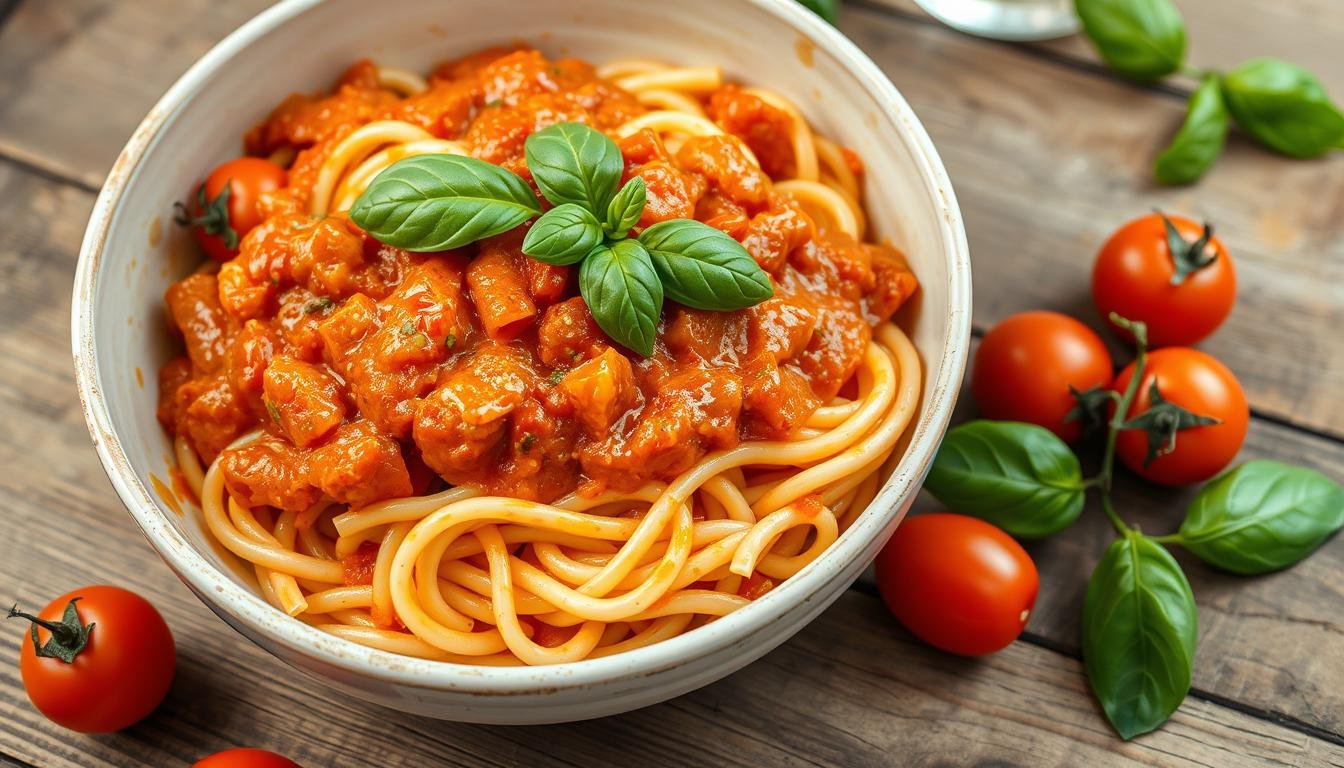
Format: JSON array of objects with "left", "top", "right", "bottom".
[
  {"left": 0, "top": 0, "right": 274, "bottom": 188},
  {"left": 840, "top": 4, "right": 1344, "bottom": 437},
  {"left": 0, "top": 145, "right": 1339, "bottom": 768},
  {"left": 1, "top": 0, "right": 1344, "bottom": 765},
  {"left": 0, "top": 200, "right": 1338, "bottom": 768}
]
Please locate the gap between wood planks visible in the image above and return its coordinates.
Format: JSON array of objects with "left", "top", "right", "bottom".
[{"left": 0, "top": 1, "right": 1340, "bottom": 758}]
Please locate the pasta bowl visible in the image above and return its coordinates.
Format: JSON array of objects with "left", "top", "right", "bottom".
[{"left": 72, "top": 0, "right": 971, "bottom": 723}]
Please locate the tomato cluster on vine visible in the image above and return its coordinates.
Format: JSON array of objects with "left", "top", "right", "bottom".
[{"left": 876, "top": 211, "right": 1344, "bottom": 741}]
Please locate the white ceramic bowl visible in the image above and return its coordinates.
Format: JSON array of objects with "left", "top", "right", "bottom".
[{"left": 72, "top": 0, "right": 971, "bottom": 724}]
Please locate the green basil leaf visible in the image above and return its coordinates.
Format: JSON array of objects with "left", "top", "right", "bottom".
[
  {"left": 605, "top": 177, "right": 647, "bottom": 237},
  {"left": 579, "top": 239, "right": 663, "bottom": 356},
  {"left": 1221, "top": 57, "right": 1344, "bottom": 158},
  {"left": 795, "top": 0, "right": 838, "bottom": 24},
  {"left": 521, "top": 204, "right": 603, "bottom": 266},
  {"left": 1083, "top": 533, "right": 1196, "bottom": 740},
  {"left": 350, "top": 154, "right": 540, "bottom": 251},
  {"left": 524, "top": 122, "right": 624, "bottom": 213},
  {"left": 924, "top": 420, "right": 1085, "bottom": 539},
  {"left": 1177, "top": 460, "right": 1344, "bottom": 575},
  {"left": 1154, "top": 75, "right": 1229, "bottom": 185},
  {"left": 639, "top": 219, "right": 773, "bottom": 311},
  {"left": 1074, "top": 0, "right": 1186, "bottom": 82}
]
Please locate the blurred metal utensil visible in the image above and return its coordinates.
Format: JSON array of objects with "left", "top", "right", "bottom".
[{"left": 910, "top": 0, "right": 1080, "bottom": 41}]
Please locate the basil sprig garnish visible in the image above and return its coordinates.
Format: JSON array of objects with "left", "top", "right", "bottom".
[
  {"left": 580, "top": 239, "right": 663, "bottom": 358},
  {"left": 1175, "top": 460, "right": 1344, "bottom": 575},
  {"left": 1075, "top": 0, "right": 1344, "bottom": 183},
  {"left": 349, "top": 155, "right": 541, "bottom": 251},
  {"left": 524, "top": 121, "right": 624, "bottom": 213},
  {"left": 521, "top": 204, "right": 603, "bottom": 266},
  {"left": 924, "top": 421, "right": 1086, "bottom": 539},
  {"left": 1082, "top": 531, "right": 1197, "bottom": 740},
  {"left": 605, "top": 177, "right": 647, "bottom": 236},
  {"left": 350, "top": 121, "right": 772, "bottom": 356},
  {"left": 641, "top": 219, "right": 773, "bottom": 311}
]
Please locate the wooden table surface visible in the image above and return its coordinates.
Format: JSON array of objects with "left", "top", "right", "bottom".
[{"left": 1, "top": 1, "right": 1342, "bottom": 765}]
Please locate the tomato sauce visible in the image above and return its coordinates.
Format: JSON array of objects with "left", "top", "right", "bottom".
[{"left": 159, "top": 48, "right": 918, "bottom": 512}]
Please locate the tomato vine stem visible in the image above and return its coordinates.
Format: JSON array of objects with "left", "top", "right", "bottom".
[{"left": 1094, "top": 313, "right": 1150, "bottom": 535}]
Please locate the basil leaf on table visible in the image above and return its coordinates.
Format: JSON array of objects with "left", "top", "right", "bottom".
[
  {"left": 795, "top": 0, "right": 839, "bottom": 25},
  {"left": 923, "top": 420, "right": 1086, "bottom": 539},
  {"left": 1154, "top": 75, "right": 1229, "bottom": 185},
  {"left": 1083, "top": 532, "right": 1197, "bottom": 740},
  {"left": 349, "top": 154, "right": 540, "bottom": 251},
  {"left": 1073, "top": 0, "right": 1186, "bottom": 82},
  {"left": 579, "top": 239, "right": 663, "bottom": 356},
  {"left": 1221, "top": 58, "right": 1344, "bottom": 158},
  {"left": 1177, "top": 460, "right": 1344, "bottom": 575},
  {"left": 605, "top": 177, "right": 647, "bottom": 237},
  {"left": 639, "top": 219, "right": 773, "bottom": 311},
  {"left": 522, "top": 204, "right": 603, "bottom": 265},
  {"left": 525, "top": 122, "right": 624, "bottom": 213}
]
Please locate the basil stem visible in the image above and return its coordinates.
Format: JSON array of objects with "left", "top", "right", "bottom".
[{"left": 1097, "top": 314, "right": 1148, "bottom": 535}]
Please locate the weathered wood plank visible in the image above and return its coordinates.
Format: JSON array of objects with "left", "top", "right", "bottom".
[
  {"left": 840, "top": 5, "right": 1344, "bottom": 437},
  {"left": 0, "top": 157, "right": 1341, "bottom": 766},
  {"left": 0, "top": 0, "right": 273, "bottom": 188},
  {"left": 866, "top": 0, "right": 1344, "bottom": 96},
  {"left": 901, "top": 336, "right": 1344, "bottom": 739}
]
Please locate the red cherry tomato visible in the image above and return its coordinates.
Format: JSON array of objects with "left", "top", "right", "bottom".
[
  {"left": 1092, "top": 213, "right": 1236, "bottom": 348},
  {"left": 178, "top": 157, "right": 287, "bottom": 262},
  {"left": 1112, "top": 348, "right": 1248, "bottom": 486},
  {"left": 972, "top": 311, "right": 1113, "bottom": 443},
  {"left": 193, "top": 748, "right": 303, "bottom": 768},
  {"left": 11, "top": 586, "right": 175, "bottom": 733},
  {"left": 875, "top": 513, "right": 1039, "bottom": 656}
]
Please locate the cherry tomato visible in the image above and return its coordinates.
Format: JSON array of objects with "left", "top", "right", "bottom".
[
  {"left": 875, "top": 513, "right": 1038, "bottom": 656},
  {"left": 11, "top": 585, "right": 175, "bottom": 732},
  {"left": 193, "top": 748, "right": 303, "bottom": 768},
  {"left": 1092, "top": 212, "right": 1236, "bottom": 348},
  {"left": 1112, "top": 348, "right": 1248, "bottom": 486},
  {"left": 972, "top": 311, "right": 1113, "bottom": 443},
  {"left": 177, "top": 157, "right": 287, "bottom": 262}
]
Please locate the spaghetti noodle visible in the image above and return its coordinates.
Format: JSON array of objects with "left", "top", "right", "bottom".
[{"left": 161, "top": 51, "right": 921, "bottom": 666}]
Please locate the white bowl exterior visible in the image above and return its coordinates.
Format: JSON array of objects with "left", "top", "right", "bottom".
[{"left": 73, "top": 0, "right": 971, "bottom": 723}]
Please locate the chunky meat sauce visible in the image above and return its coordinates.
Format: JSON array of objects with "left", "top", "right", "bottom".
[{"left": 159, "top": 49, "right": 918, "bottom": 511}]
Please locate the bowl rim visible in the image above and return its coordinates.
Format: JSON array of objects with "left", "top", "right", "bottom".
[{"left": 72, "top": 0, "right": 972, "bottom": 695}]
